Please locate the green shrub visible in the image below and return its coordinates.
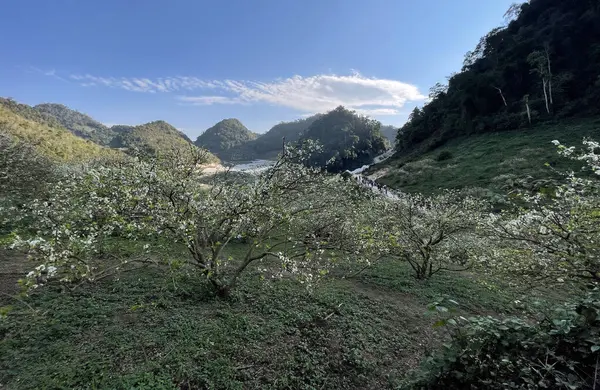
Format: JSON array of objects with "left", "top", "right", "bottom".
[
  {"left": 406, "top": 291, "right": 600, "bottom": 389},
  {"left": 436, "top": 151, "right": 453, "bottom": 162}
]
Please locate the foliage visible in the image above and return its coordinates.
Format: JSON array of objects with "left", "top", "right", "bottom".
[
  {"left": 299, "top": 106, "right": 389, "bottom": 172},
  {"left": 0, "top": 97, "right": 64, "bottom": 129},
  {"left": 0, "top": 253, "right": 521, "bottom": 390},
  {"left": 194, "top": 118, "right": 257, "bottom": 160},
  {"left": 371, "top": 191, "right": 487, "bottom": 279},
  {"left": 487, "top": 139, "right": 600, "bottom": 284},
  {"left": 0, "top": 132, "right": 58, "bottom": 234},
  {"left": 0, "top": 132, "right": 56, "bottom": 201},
  {"left": 396, "top": 0, "right": 600, "bottom": 156},
  {"left": 34, "top": 103, "right": 116, "bottom": 146},
  {"left": 0, "top": 105, "right": 115, "bottom": 162},
  {"left": 228, "top": 114, "right": 322, "bottom": 161},
  {"left": 435, "top": 150, "right": 453, "bottom": 162},
  {"left": 377, "top": 118, "right": 600, "bottom": 195},
  {"left": 379, "top": 125, "right": 399, "bottom": 143},
  {"left": 11, "top": 144, "right": 368, "bottom": 295},
  {"left": 406, "top": 290, "right": 600, "bottom": 389},
  {"left": 109, "top": 120, "right": 216, "bottom": 161}
]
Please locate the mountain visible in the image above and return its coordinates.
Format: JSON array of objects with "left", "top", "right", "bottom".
[
  {"left": 0, "top": 104, "right": 113, "bottom": 162},
  {"left": 298, "top": 106, "right": 389, "bottom": 172},
  {"left": 110, "top": 120, "right": 217, "bottom": 161},
  {"left": 379, "top": 125, "right": 398, "bottom": 143},
  {"left": 34, "top": 103, "right": 115, "bottom": 146},
  {"left": 224, "top": 114, "right": 321, "bottom": 161},
  {"left": 194, "top": 119, "right": 257, "bottom": 159},
  {"left": 0, "top": 98, "right": 65, "bottom": 129},
  {"left": 395, "top": 0, "right": 600, "bottom": 157}
]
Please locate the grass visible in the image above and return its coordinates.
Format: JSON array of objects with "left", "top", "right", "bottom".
[
  {"left": 374, "top": 117, "right": 600, "bottom": 194},
  {"left": 0, "top": 244, "right": 554, "bottom": 390}
]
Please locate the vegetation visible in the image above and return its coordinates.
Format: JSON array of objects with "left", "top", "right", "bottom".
[
  {"left": 194, "top": 119, "right": 258, "bottom": 160},
  {"left": 376, "top": 118, "right": 600, "bottom": 195},
  {"left": 299, "top": 106, "right": 389, "bottom": 172},
  {"left": 223, "top": 114, "right": 321, "bottom": 161},
  {"left": 379, "top": 125, "right": 398, "bottom": 143},
  {"left": 0, "top": 105, "right": 114, "bottom": 162},
  {"left": 34, "top": 103, "right": 116, "bottom": 146},
  {"left": 110, "top": 120, "right": 216, "bottom": 160},
  {"left": 407, "top": 290, "right": 600, "bottom": 389},
  {"left": 372, "top": 191, "right": 486, "bottom": 279},
  {"left": 0, "top": 98, "right": 64, "bottom": 129},
  {"left": 395, "top": 0, "right": 600, "bottom": 157},
  {"left": 2, "top": 2, "right": 600, "bottom": 388},
  {"left": 0, "top": 259, "right": 516, "bottom": 390}
]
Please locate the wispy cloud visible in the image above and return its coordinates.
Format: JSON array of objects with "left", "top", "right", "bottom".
[
  {"left": 67, "top": 72, "right": 425, "bottom": 116},
  {"left": 28, "top": 66, "right": 68, "bottom": 82}
]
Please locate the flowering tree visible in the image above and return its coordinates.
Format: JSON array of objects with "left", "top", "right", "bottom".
[
  {"left": 487, "top": 139, "right": 600, "bottom": 284},
  {"left": 372, "top": 191, "right": 487, "bottom": 279},
  {"left": 0, "top": 130, "right": 57, "bottom": 233},
  {"left": 14, "top": 144, "right": 370, "bottom": 295}
]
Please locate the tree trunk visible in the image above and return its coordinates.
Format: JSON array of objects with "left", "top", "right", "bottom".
[
  {"left": 494, "top": 86, "right": 508, "bottom": 107},
  {"left": 545, "top": 47, "right": 553, "bottom": 105},
  {"left": 525, "top": 99, "right": 531, "bottom": 124},
  {"left": 542, "top": 79, "right": 550, "bottom": 114}
]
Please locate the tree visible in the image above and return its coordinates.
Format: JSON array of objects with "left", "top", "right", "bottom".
[
  {"left": 523, "top": 94, "right": 532, "bottom": 124},
  {"left": 528, "top": 49, "right": 552, "bottom": 114},
  {"left": 486, "top": 139, "right": 600, "bottom": 284},
  {"left": 373, "top": 191, "right": 487, "bottom": 279},
  {"left": 503, "top": 2, "right": 525, "bottom": 24},
  {"left": 298, "top": 106, "right": 388, "bottom": 172},
  {"left": 0, "top": 131, "right": 57, "bottom": 233},
  {"left": 13, "top": 144, "right": 369, "bottom": 296}
]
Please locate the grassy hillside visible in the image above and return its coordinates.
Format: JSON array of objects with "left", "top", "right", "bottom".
[
  {"left": 34, "top": 103, "right": 115, "bottom": 146},
  {"left": 1, "top": 238, "right": 545, "bottom": 389},
  {"left": 374, "top": 117, "right": 600, "bottom": 195},
  {"left": 0, "top": 98, "right": 64, "bottom": 129},
  {"left": 111, "top": 120, "right": 218, "bottom": 161},
  {"left": 0, "top": 105, "right": 115, "bottom": 162}
]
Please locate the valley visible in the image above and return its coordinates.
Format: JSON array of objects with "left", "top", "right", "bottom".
[{"left": 2, "top": 0, "right": 600, "bottom": 389}]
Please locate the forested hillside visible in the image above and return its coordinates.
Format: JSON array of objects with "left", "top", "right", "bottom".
[
  {"left": 34, "top": 103, "right": 115, "bottom": 146},
  {"left": 379, "top": 125, "right": 398, "bottom": 143},
  {"left": 0, "top": 98, "right": 64, "bottom": 129},
  {"left": 396, "top": 0, "right": 600, "bottom": 155},
  {"left": 110, "top": 120, "right": 215, "bottom": 159},
  {"left": 300, "top": 106, "right": 389, "bottom": 172},
  {"left": 194, "top": 118, "right": 257, "bottom": 160},
  {"left": 0, "top": 105, "right": 114, "bottom": 161}
]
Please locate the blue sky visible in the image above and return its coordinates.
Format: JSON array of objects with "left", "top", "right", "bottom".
[{"left": 0, "top": 0, "right": 515, "bottom": 138}]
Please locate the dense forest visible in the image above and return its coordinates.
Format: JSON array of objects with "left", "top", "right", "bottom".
[
  {"left": 194, "top": 109, "right": 390, "bottom": 170},
  {"left": 194, "top": 118, "right": 257, "bottom": 160},
  {"left": 397, "top": 0, "right": 600, "bottom": 155},
  {"left": 300, "top": 106, "right": 389, "bottom": 172},
  {"left": 236, "top": 114, "right": 322, "bottom": 160}
]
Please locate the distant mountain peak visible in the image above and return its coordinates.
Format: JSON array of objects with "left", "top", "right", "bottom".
[{"left": 194, "top": 118, "right": 257, "bottom": 159}]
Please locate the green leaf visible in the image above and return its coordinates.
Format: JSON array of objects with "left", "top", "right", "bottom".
[
  {"left": 433, "top": 319, "right": 446, "bottom": 328},
  {"left": 592, "top": 345, "right": 600, "bottom": 352}
]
